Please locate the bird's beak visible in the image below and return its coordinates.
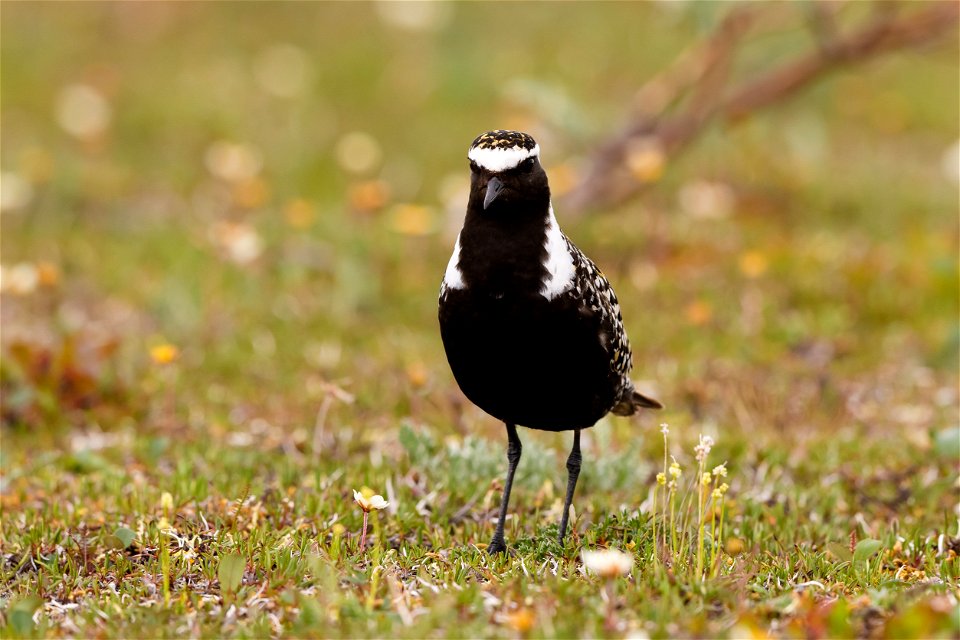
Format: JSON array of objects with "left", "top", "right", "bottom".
[{"left": 483, "top": 176, "right": 504, "bottom": 210}]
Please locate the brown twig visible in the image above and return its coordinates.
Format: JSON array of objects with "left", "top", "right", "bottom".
[{"left": 563, "top": 2, "right": 959, "bottom": 214}]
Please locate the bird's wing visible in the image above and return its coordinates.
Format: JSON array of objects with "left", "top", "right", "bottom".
[{"left": 563, "top": 236, "right": 633, "bottom": 379}]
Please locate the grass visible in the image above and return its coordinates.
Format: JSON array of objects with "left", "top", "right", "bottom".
[{"left": 1, "top": 3, "right": 958, "bottom": 638}]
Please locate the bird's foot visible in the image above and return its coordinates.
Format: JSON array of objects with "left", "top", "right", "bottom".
[{"left": 487, "top": 536, "right": 507, "bottom": 555}]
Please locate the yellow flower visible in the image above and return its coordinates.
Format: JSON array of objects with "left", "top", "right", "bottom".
[
  {"left": 405, "top": 362, "right": 428, "bottom": 388},
  {"left": 348, "top": 180, "right": 390, "bottom": 213},
  {"left": 656, "top": 472, "right": 666, "bottom": 486},
  {"left": 388, "top": 204, "right": 435, "bottom": 236},
  {"left": 669, "top": 461, "right": 682, "bottom": 479},
  {"left": 232, "top": 176, "right": 270, "bottom": 209},
  {"left": 684, "top": 300, "right": 713, "bottom": 326},
  {"left": 625, "top": 137, "right": 665, "bottom": 184},
  {"left": 505, "top": 608, "right": 536, "bottom": 633},
  {"left": 160, "top": 492, "right": 174, "bottom": 513},
  {"left": 36, "top": 261, "right": 60, "bottom": 287},
  {"left": 150, "top": 344, "right": 179, "bottom": 365},
  {"left": 180, "top": 549, "right": 197, "bottom": 566},
  {"left": 284, "top": 198, "right": 317, "bottom": 228},
  {"left": 582, "top": 548, "right": 634, "bottom": 578},
  {"left": 353, "top": 489, "right": 389, "bottom": 513},
  {"left": 725, "top": 537, "right": 744, "bottom": 556},
  {"left": 738, "top": 250, "right": 769, "bottom": 278},
  {"left": 712, "top": 463, "right": 728, "bottom": 478}
]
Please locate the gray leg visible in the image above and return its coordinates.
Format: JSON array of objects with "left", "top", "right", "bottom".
[
  {"left": 488, "top": 423, "right": 521, "bottom": 555},
  {"left": 558, "top": 430, "right": 582, "bottom": 544}
]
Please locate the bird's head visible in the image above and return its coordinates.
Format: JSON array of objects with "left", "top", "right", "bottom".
[{"left": 467, "top": 130, "right": 549, "bottom": 213}]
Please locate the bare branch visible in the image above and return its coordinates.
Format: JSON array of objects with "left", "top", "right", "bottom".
[{"left": 563, "top": 1, "right": 959, "bottom": 215}]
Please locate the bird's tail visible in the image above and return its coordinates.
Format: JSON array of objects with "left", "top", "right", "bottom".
[{"left": 611, "top": 384, "right": 663, "bottom": 416}]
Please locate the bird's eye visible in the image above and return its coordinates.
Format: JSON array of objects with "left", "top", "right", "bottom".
[{"left": 520, "top": 157, "right": 536, "bottom": 172}]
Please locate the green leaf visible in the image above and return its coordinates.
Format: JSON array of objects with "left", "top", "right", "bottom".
[
  {"left": 826, "top": 598, "right": 852, "bottom": 637},
  {"left": 853, "top": 539, "right": 882, "bottom": 565},
  {"left": 933, "top": 427, "right": 959, "bottom": 459},
  {"left": 62, "top": 450, "right": 111, "bottom": 474},
  {"left": 825, "top": 542, "right": 852, "bottom": 563},
  {"left": 398, "top": 423, "right": 419, "bottom": 457},
  {"left": 112, "top": 526, "right": 136, "bottom": 549},
  {"left": 9, "top": 596, "right": 42, "bottom": 636},
  {"left": 218, "top": 553, "right": 245, "bottom": 593}
]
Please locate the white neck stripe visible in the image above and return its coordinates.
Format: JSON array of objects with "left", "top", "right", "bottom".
[
  {"left": 442, "top": 233, "right": 465, "bottom": 290},
  {"left": 540, "top": 204, "right": 575, "bottom": 300},
  {"left": 468, "top": 144, "right": 540, "bottom": 173}
]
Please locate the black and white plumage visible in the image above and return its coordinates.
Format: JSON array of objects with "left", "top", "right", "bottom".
[{"left": 438, "top": 130, "right": 662, "bottom": 554}]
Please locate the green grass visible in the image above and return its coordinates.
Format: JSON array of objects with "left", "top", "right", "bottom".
[{"left": 1, "top": 3, "right": 958, "bottom": 638}]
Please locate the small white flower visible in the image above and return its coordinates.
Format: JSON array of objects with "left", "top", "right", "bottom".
[
  {"left": 660, "top": 423, "right": 669, "bottom": 435},
  {"left": 712, "top": 463, "right": 728, "bottom": 478},
  {"left": 694, "top": 434, "right": 714, "bottom": 462},
  {"left": 2, "top": 263, "right": 39, "bottom": 295},
  {"left": 582, "top": 548, "right": 634, "bottom": 578},
  {"left": 353, "top": 489, "right": 389, "bottom": 513}
]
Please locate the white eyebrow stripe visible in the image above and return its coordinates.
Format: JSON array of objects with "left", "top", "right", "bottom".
[{"left": 467, "top": 144, "right": 540, "bottom": 173}]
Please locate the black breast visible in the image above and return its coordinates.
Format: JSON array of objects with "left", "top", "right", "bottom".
[{"left": 439, "top": 287, "right": 619, "bottom": 430}]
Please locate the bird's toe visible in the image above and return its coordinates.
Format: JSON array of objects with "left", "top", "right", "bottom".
[{"left": 487, "top": 539, "right": 507, "bottom": 555}]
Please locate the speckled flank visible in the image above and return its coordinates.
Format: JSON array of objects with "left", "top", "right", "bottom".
[{"left": 559, "top": 234, "right": 634, "bottom": 383}]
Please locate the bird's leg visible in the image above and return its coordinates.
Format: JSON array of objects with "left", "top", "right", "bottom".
[
  {"left": 558, "top": 429, "right": 582, "bottom": 544},
  {"left": 487, "top": 423, "right": 521, "bottom": 555}
]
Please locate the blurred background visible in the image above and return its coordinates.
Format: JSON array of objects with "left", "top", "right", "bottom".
[{"left": 1, "top": 2, "right": 957, "bottom": 459}]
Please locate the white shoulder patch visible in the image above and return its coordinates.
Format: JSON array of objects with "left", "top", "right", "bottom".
[
  {"left": 442, "top": 233, "right": 465, "bottom": 290},
  {"left": 541, "top": 205, "right": 575, "bottom": 300},
  {"left": 468, "top": 144, "right": 540, "bottom": 173}
]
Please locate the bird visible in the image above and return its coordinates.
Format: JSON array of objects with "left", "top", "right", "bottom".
[{"left": 438, "top": 129, "right": 663, "bottom": 554}]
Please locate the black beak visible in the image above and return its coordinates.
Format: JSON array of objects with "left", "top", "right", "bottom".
[{"left": 483, "top": 176, "right": 504, "bottom": 210}]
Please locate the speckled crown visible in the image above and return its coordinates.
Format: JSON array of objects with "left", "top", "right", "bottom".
[{"left": 469, "top": 130, "right": 538, "bottom": 152}]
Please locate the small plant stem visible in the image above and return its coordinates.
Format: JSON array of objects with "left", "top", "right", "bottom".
[
  {"left": 602, "top": 579, "right": 617, "bottom": 633},
  {"left": 696, "top": 462, "right": 705, "bottom": 578},
  {"left": 652, "top": 484, "right": 658, "bottom": 564},
  {"left": 661, "top": 431, "right": 669, "bottom": 559},
  {"left": 160, "top": 533, "right": 171, "bottom": 607},
  {"left": 708, "top": 483, "right": 718, "bottom": 576},
  {"left": 360, "top": 511, "right": 369, "bottom": 552},
  {"left": 713, "top": 497, "right": 726, "bottom": 578},
  {"left": 669, "top": 488, "right": 677, "bottom": 560},
  {"left": 165, "top": 368, "right": 176, "bottom": 428},
  {"left": 366, "top": 566, "right": 380, "bottom": 612}
]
